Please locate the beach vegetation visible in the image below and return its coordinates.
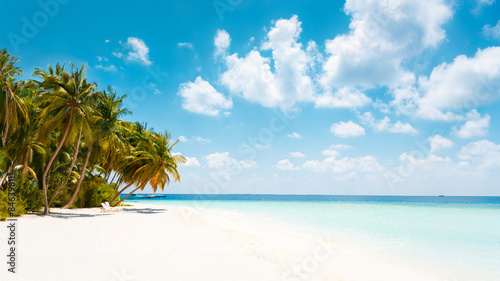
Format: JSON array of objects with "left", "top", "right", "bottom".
[{"left": 0, "top": 49, "right": 185, "bottom": 216}]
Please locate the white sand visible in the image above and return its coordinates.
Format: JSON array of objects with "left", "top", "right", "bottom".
[{"left": 0, "top": 203, "right": 448, "bottom": 281}]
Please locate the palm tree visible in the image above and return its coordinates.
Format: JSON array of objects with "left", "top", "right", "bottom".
[
  {"left": 113, "top": 131, "right": 185, "bottom": 206},
  {"left": 0, "top": 81, "right": 32, "bottom": 187},
  {"left": 34, "top": 63, "right": 97, "bottom": 214},
  {"left": 0, "top": 49, "right": 24, "bottom": 147},
  {"left": 95, "top": 87, "right": 130, "bottom": 183}
]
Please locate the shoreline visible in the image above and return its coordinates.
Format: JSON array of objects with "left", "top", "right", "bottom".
[{"left": 0, "top": 203, "right": 455, "bottom": 281}]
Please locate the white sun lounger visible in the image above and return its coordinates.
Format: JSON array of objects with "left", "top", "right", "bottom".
[{"left": 101, "top": 202, "right": 124, "bottom": 212}]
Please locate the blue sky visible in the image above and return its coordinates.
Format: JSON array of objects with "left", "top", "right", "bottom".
[{"left": 2, "top": 0, "right": 500, "bottom": 195}]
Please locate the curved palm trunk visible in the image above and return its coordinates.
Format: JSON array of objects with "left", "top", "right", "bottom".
[
  {"left": 0, "top": 156, "right": 18, "bottom": 189},
  {"left": 2, "top": 87, "right": 11, "bottom": 146},
  {"left": 48, "top": 127, "right": 82, "bottom": 207},
  {"left": 108, "top": 178, "right": 137, "bottom": 205},
  {"left": 62, "top": 143, "right": 92, "bottom": 209},
  {"left": 42, "top": 111, "right": 73, "bottom": 215},
  {"left": 113, "top": 185, "right": 141, "bottom": 207}
]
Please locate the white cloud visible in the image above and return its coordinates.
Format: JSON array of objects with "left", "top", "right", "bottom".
[
  {"left": 359, "top": 112, "right": 418, "bottom": 135},
  {"left": 125, "top": 37, "right": 152, "bottom": 66},
  {"left": 276, "top": 159, "right": 300, "bottom": 170},
  {"left": 219, "top": 16, "right": 316, "bottom": 110},
  {"left": 112, "top": 51, "right": 124, "bottom": 59},
  {"left": 458, "top": 140, "right": 500, "bottom": 171},
  {"left": 454, "top": 114, "right": 490, "bottom": 138},
  {"left": 320, "top": 0, "right": 452, "bottom": 90},
  {"left": 428, "top": 135, "right": 454, "bottom": 153},
  {"left": 183, "top": 157, "right": 201, "bottom": 167},
  {"left": 303, "top": 155, "right": 381, "bottom": 173},
  {"left": 97, "top": 56, "right": 108, "bottom": 62},
  {"left": 473, "top": 0, "right": 496, "bottom": 14},
  {"left": 204, "top": 152, "right": 257, "bottom": 170},
  {"left": 483, "top": 20, "right": 500, "bottom": 40},
  {"left": 178, "top": 136, "right": 211, "bottom": 143},
  {"left": 321, "top": 144, "right": 351, "bottom": 157},
  {"left": 416, "top": 47, "right": 500, "bottom": 119},
  {"left": 314, "top": 87, "right": 371, "bottom": 108},
  {"left": 177, "top": 76, "right": 233, "bottom": 116},
  {"left": 153, "top": 89, "right": 162, "bottom": 95},
  {"left": 330, "top": 121, "right": 365, "bottom": 138},
  {"left": 105, "top": 39, "right": 110, "bottom": 43},
  {"left": 286, "top": 132, "right": 302, "bottom": 139},
  {"left": 214, "top": 29, "right": 231, "bottom": 57},
  {"left": 95, "top": 65, "right": 117, "bottom": 72},
  {"left": 193, "top": 136, "right": 211, "bottom": 143},
  {"left": 178, "top": 42, "right": 194, "bottom": 49},
  {"left": 398, "top": 152, "right": 452, "bottom": 171},
  {"left": 289, "top": 152, "right": 306, "bottom": 158}
]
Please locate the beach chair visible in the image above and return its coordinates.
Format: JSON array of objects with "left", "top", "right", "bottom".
[{"left": 101, "top": 202, "right": 124, "bottom": 212}]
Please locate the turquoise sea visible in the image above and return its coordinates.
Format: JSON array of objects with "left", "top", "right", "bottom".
[{"left": 126, "top": 195, "right": 500, "bottom": 280}]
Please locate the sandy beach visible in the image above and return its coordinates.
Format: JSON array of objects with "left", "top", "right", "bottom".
[{"left": 0, "top": 203, "right": 452, "bottom": 281}]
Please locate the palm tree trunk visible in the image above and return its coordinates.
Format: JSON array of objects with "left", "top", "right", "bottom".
[
  {"left": 42, "top": 110, "right": 73, "bottom": 215},
  {"left": 115, "top": 174, "right": 124, "bottom": 190},
  {"left": 48, "top": 127, "right": 82, "bottom": 207},
  {"left": 2, "top": 86, "right": 11, "bottom": 146},
  {"left": 0, "top": 156, "right": 17, "bottom": 189},
  {"left": 109, "top": 176, "right": 138, "bottom": 204},
  {"left": 62, "top": 142, "right": 92, "bottom": 209},
  {"left": 113, "top": 185, "right": 141, "bottom": 207},
  {"left": 109, "top": 171, "right": 117, "bottom": 185}
]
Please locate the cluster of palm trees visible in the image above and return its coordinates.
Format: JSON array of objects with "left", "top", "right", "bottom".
[{"left": 0, "top": 49, "right": 186, "bottom": 215}]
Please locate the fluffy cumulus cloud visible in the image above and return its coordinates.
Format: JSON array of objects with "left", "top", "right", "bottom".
[
  {"left": 454, "top": 113, "right": 490, "bottom": 138},
  {"left": 330, "top": 121, "right": 365, "bottom": 138},
  {"left": 458, "top": 140, "right": 500, "bottom": 171},
  {"left": 172, "top": 152, "right": 200, "bottom": 167},
  {"left": 428, "top": 135, "right": 454, "bottom": 153},
  {"left": 320, "top": 0, "right": 453, "bottom": 90},
  {"left": 276, "top": 159, "right": 300, "bottom": 170},
  {"left": 214, "top": 29, "right": 231, "bottom": 57},
  {"left": 125, "top": 37, "right": 152, "bottom": 66},
  {"left": 483, "top": 20, "right": 500, "bottom": 40},
  {"left": 218, "top": 16, "right": 317, "bottom": 110},
  {"left": 314, "top": 87, "right": 371, "bottom": 109},
  {"left": 416, "top": 47, "right": 500, "bottom": 119},
  {"left": 177, "top": 76, "right": 233, "bottom": 116},
  {"left": 389, "top": 47, "right": 500, "bottom": 121},
  {"left": 183, "top": 157, "right": 201, "bottom": 167},
  {"left": 204, "top": 152, "right": 257, "bottom": 170},
  {"left": 360, "top": 112, "right": 418, "bottom": 135}
]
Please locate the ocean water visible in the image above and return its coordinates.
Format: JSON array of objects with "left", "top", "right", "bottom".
[{"left": 126, "top": 195, "right": 500, "bottom": 280}]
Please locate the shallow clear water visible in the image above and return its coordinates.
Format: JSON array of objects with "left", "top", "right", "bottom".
[{"left": 131, "top": 198, "right": 500, "bottom": 280}]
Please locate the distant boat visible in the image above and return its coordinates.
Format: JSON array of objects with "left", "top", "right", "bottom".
[
  {"left": 438, "top": 195, "right": 445, "bottom": 197},
  {"left": 137, "top": 194, "right": 167, "bottom": 199}
]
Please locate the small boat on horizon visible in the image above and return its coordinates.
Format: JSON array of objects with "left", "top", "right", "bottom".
[{"left": 438, "top": 195, "right": 445, "bottom": 197}]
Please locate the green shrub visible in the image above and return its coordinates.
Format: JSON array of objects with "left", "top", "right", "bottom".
[
  {"left": 73, "top": 175, "right": 116, "bottom": 208},
  {"left": 16, "top": 177, "right": 43, "bottom": 213},
  {"left": 0, "top": 189, "right": 8, "bottom": 221},
  {"left": 47, "top": 173, "right": 74, "bottom": 208},
  {"left": 0, "top": 185, "right": 27, "bottom": 220}
]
